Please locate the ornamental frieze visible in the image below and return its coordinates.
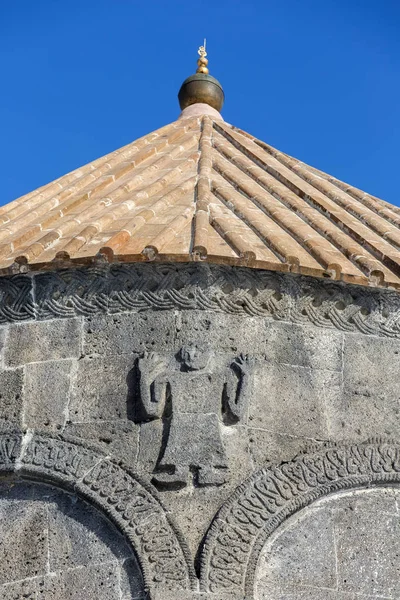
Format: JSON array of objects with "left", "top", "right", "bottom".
[{"left": 1, "top": 263, "right": 400, "bottom": 338}]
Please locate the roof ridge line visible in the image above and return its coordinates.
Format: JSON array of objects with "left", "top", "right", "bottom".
[
  {"left": 192, "top": 116, "right": 213, "bottom": 259},
  {"left": 211, "top": 160, "right": 342, "bottom": 273}
]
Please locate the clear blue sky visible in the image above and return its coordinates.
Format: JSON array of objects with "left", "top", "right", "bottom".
[{"left": 1, "top": 0, "right": 399, "bottom": 206}]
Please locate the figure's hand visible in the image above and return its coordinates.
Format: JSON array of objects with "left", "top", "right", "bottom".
[
  {"left": 231, "top": 353, "right": 254, "bottom": 377},
  {"left": 139, "top": 351, "right": 167, "bottom": 380}
]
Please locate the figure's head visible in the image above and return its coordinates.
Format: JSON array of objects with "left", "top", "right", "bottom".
[{"left": 179, "top": 344, "right": 211, "bottom": 371}]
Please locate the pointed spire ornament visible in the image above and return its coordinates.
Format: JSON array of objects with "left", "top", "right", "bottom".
[
  {"left": 196, "top": 40, "right": 209, "bottom": 74},
  {"left": 178, "top": 41, "right": 224, "bottom": 113}
]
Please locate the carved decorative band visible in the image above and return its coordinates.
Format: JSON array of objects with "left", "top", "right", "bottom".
[
  {"left": 0, "top": 263, "right": 400, "bottom": 337},
  {"left": 0, "top": 432, "right": 195, "bottom": 596},
  {"left": 200, "top": 441, "right": 400, "bottom": 596}
]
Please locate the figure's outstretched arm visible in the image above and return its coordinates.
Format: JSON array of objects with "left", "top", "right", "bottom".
[
  {"left": 138, "top": 352, "right": 167, "bottom": 419},
  {"left": 224, "top": 354, "right": 253, "bottom": 422}
]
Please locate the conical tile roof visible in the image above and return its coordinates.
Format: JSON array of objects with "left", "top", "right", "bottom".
[{"left": 2, "top": 107, "right": 400, "bottom": 290}]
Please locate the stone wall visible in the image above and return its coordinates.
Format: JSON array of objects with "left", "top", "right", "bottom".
[{"left": 1, "top": 263, "right": 400, "bottom": 599}]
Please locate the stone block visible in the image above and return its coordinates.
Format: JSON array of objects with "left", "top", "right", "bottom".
[
  {"left": 220, "top": 424, "right": 253, "bottom": 487},
  {"left": 247, "top": 426, "right": 311, "bottom": 470},
  {"left": 249, "top": 363, "right": 340, "bottom": 439},
  {"left": 169, "top": 371, "right": 225, "bottom": 415},
  {"left": 48, "top": 491, "right": 131, "bottom": 572},
  {"left": 254, "top": 584, "right": 354, "bottom": 599},
  {"left": 4, "top": 318, "right": 82, "bottom": 366},
  {"left": 1, "top": 578, "right": 40, "bottom": 600},
  {"left": 24, "top": 360, "right": 72, "bottom": 430},
  {"left": 0, "top": 500, "right": 47, "bottom": 584},
  {"left": 174, "top": 311, "right": 268, "bottom": 355},
  {"left": 154, "top": 412, "right": 228, "bottom": 488},
  {"left": 156, "top": 425, "right": 252, "bottom": 559},
  {"left": 136, "top": 419, "right": 163, "bottom": 474},
  {"left": 0, "top": 368, "right": 24, "bottom": 429},
  {"left": 46, "top": 563, "right": 121, "bottom": 599},
  {"left": 334, "top": 488, "right": 400, "bottom": 596},
  {"left": 83, "top": 312, "right": 177, "bottom": 356},
  {"left": 120, "top": 557, "right": 149, "bottom": 599},
  {"left": 0, "top": 481, "right": 146, "bottom": 599},
  {"left": 329, "top": 333, "right": 400, "bottom": 439},
  {"left": 254, "top": 486, "right": 400, "bottom": 600},
  {"left": 0, "top": 326, "right": 7, "bottom": 359},
  {"left": 65, "top": 421, "right": 139, "bottom": 467},
  {"left": 69, "top": 355, "right": 136, "bottom": 422},
  {"left": 257, "top": 506, "right": 337, "bottom": 591},
  {"left": 173, "top": 313, "right": 344, "bottom": 372},
  {"left": 151, "top": 595, "right": 245, "bottom": 600},
  {"left": 264, "top": 321, "right": 343, "bottom": 371}
]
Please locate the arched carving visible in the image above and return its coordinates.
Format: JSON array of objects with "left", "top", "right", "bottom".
[
  {"left": 0, "top": 431, "right": 196, "bottom": 597},
  {"left": 200, "top": 440, "right": 400, "bottom": 597}
]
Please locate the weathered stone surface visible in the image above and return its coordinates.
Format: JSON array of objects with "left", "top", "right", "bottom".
[
  {"left": 47, "top": 491, "right": 131, "bottom": 570},
  {"left": 255, "top": 585, "right": 355, "bottom": 599},
  {"left": 136, "top": 419, "right": 164, "bottom": 474},
  {"left": 174, "top": 311, "right": 270, "bottom": 356},
  {"left": 158, "top": 424, "right": 252, "bottom": 560},
  {"left": 255, "top": 488, "right": 400, "bottom": 600},
  {"left": 0, "top": 261, "right": 400, "bottom": 598},
  {"left": 154, "top": 412, "right": 228, "bottom": 488},
  {"left": 0, "top": 368, "right": 24, "bottom": 429},
  {"left": 258, "top": 507, "right": 337, "bottom": 590},
  {"left": 247, "top": 426, "right": 311, "bottom": 470},
  {"left": 328, "top": 333, "right": 400, "bottom": 440},
  {"left": 83, "top": 312, "right": 177, "bottom": 356},
  {"left": 334, "top": 490, "right": 400, "bottom": 596},
  {"left": 0, "top": 327, "right": 7, "bottom": 358},
  {"left": 4, "top": 318, "right": 82, "bottom": 366},
  {"left": 1, "top": 578, "right": 44, "bottom": 600},
  {"left": 0, "top": 480, "right": 145, "bottom": 598},
  {"left": 69, "top": 355, "right": 136, "bottom": 422},
  {"left": 264, "top": 321, "right": 343, "bottom": 371},
  {"left": 0, "top": 499, "right": 48, "bottom": 584},
  {"left": 24, "top": 360, "right": 72, "bottom": 430},
  {"left": 64, "top": 421, "right": 139, "bottom": 467},
  {"left": 249, "top": 363, "right": 340, "bottom": 438},
  {"left": 201, "top": 441, "right": 400, "bottom": 596},
  {"left": 47, "top": 564, "right": 123, "bottom": 599}
]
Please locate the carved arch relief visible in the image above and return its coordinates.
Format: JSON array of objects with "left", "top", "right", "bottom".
[
  {"left": 200, "top": 440, "right": 400, "bottom": 597},
  {"left": 0, "top": 431, "right": 196, "bottom": 597}
]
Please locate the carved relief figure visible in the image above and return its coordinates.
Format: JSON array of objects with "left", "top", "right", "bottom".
[{"left": 137, "top": 344, "right": 252, "bottom": 488}]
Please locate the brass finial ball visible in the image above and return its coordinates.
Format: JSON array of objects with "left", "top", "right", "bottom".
[{"left": 178, "top": 42, "right": 224, "bottom": 113}]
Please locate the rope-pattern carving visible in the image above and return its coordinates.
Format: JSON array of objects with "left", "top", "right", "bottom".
[
  {"left": 0, "top": 263, "right": 400, "bottom": 337},
  {"left": 0, "top": 431, "right": 196, "bottom": 595},
  {"left": 200, "top": 440, "right": 400, "bottom": 596},
  {"left": 0, "top": 275, "right": 34, "bottom": 323}
]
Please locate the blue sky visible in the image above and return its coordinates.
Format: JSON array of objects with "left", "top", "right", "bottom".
[{"left": 1, "top": 0, "right": 399, "bottom": 206}]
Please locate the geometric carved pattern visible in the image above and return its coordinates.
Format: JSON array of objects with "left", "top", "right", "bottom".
[
  {"left": 0, "top": 431, "right": 196, "bottom": 596},
  {"left": 200, "top": 440, "right": 400, "bottom": 596},
  {"left": 1, "top": 262, "right": 400, "bottom": 337}
]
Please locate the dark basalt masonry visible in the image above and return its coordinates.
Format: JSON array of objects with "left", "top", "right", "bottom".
[{"left": 1, "top": 263, "right": 400, "bottom": 599}]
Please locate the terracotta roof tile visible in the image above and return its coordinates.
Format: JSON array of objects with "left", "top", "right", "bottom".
[{"left": 2, "top": 110, "right": 400, "bottom": 291}]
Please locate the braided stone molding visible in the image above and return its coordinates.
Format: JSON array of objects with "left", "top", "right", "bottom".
[
  {"left": 1, "top": 262, "right": 400, "bottom": 336},
  {"left": 0, "top": 431, "right": 196, "bottom": 597},
  {"left": 200, "top": 440, "right": 400, "bottom": 597}
]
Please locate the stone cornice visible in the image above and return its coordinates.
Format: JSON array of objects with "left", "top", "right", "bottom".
[{"left": 0, "top": 263, "right": 400, "bottom": 337}]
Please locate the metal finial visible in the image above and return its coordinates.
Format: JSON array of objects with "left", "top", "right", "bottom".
[
  {"left": 196, "top": 39, "right": 209, "bottom": 74},
  {"left": 178, "top": 39, "right": 224, "bottom": 112}
]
